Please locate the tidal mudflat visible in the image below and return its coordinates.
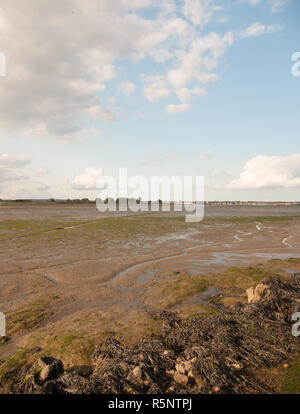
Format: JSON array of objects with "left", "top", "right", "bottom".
[{"left": 0, "top": 203, "right": 299, "bottom": 393}]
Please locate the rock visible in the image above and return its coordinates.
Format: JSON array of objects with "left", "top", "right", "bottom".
[
  {"left": 184, "top": 361, "right": 192, "bottom": 372},
  {"left": 35, "top": 356, "right": 64, "bottom": 384},
  {"left": 131, "top": 366, "right": 143, "bottom": 381},
  {"left": 175, "top": 363, "right": 185, "bottom": 374},
  {"left": 173, "top": 372, "right": 188, "bottom": 386},
  {"left": 254, "top": 283, "right": 271, "bottom": 301},
  {"left": 127, "top": 364, "right": 151, "bottom": 386},
  {"left": 246, "top": 287, "right": 255, "bottom": 303},
  {"left": 189, "top": 367, "right": 203, "bottom": 389},
  {"left": 117, "top": 362, "right": 130, "bottom": 376},
  {"left": 231, "top": 362, "right": 243, "bottom": 370},
  {"left": 247, "top": 283, "right": 271, "bottom": 303}
]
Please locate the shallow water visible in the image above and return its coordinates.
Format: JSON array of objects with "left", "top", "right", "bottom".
[{"left": 136, "top": 271, "right": 155, "bottom": 284}]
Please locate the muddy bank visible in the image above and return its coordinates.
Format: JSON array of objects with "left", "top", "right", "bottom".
[
  {"left": 1, "top": 203, "right": 300, "bottom": 221},
  {"left": 1, "top": 274, "right": 299, "bottom": 394}
]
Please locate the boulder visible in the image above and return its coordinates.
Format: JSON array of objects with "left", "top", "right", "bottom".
[
  {"left": 126, "top": 364, "right": 151, "bottom": 386},
  {"left": 175, "top": 362, "right": 185, "bottom": 374},
  {"left": 35, "top": 356, "right": 64, "bottom": 384},
  {"left": 188, "top": 367, "right": 203, "bottom": 389},
  {"left": 246, "top": 287, "right": 255, "bottom": 303},
  {"left": 173, "top": 372, "right": 188, "bottom": 386},
  {"left": 247, "top": 283, "right": 271, "bottom": 303}
]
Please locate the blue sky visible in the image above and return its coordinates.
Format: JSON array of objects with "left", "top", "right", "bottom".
[{"left": 0, "top": 0, "right": 299, "bottom": 201}]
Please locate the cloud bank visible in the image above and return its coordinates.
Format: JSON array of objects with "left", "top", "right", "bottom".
[
  {"left": 228, "top": 154, "right": 300, "bottom": 190},
  {"left": 0, "top": 0, "right": 283, "bottom": 142},
  {"left": 71, "top": 168, "right": 103, "bottom": 190}
]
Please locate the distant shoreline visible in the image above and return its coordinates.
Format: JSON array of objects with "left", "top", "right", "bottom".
[{"left": 1, "top": 199, "right": 300, "bottom": 206}]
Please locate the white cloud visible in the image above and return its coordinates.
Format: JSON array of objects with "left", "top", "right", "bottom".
[
  {"left": 270, "top": 0, "right": 290, "bottom": 12},
  {"left": 142, "top": 151, "right": 179, "bottom": 165},
  {"left": 182, "top": 0, "right": 214, "bottom": 29},
  {"left": 24, "top": 125, "right": 100, "bottom": 143},
  {"left": 0, "top": 153, "right": 31, "bottom": 168},
  {"left": 200, "top": 150, "right": 213, "bottom": 160},
  {"left": 119, "top": 81, "right": 136, "bottom": 95},
  {"left": 208, "top": 168, "right": 234, "bottom": 188},
  {"left": 0, "top": 180, "right": 52, "bottom": 199},
  {"left": 243, "top": 0, "right": 290, "bottom": 13},
  {"left": 240, "top": 22, "right": 280, "bottom": 38},
  {"left": 71, "top": 168, "right": 103, "bottom": 190},
  {"left": 0, "top": 1, "right": 285, "bottom": 136},
  {"left": 245, "top": 0, "right": 262, "bottom": 5},
  {"left": 175, "top": 86, "right": 207, "bottom": 102},
  {"left": 149, "top": 48, "right": 174, "bottom": 63},
  {"left": 0, "top": 1, "right": 175, "bottom": 138},
  {"left": 165, "top": 103, "right": 191, "bottom": 113},
  {"left": 166, "top": 31, "right": 234, "bottom": 90},
  {"left": 193, "top": 87, "right": 207, "bottom": 97},
  {"left": 228, "top": 154, "right": 300, "bottom": 189},
  {"left": 143, "top": 75, "right": 171, "bottom": 102},
  {"left": 197, "top": 73, "right": 219, "bottom": 84},
  {"left": 0, "top": 170, "right": 28, "bottom": 183},
  {"left": 0, "top": 153, "right": 32, "bottom": 188},
  {"left": 35, "top": 168, "right": 49, "bottom": 175},
  {"left": 175, "top": 88, "right": 194, "bottom": 102},
  {"left": 0, "top": 157, "right": 51, "bottom": 202},
  {"left": 89, "top": 106, "right": 117, "bottom": 122}
]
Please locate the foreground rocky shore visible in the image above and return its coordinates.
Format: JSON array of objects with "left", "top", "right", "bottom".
[{"left": 1, "top": 275, "right": 300, "bottom": 394}]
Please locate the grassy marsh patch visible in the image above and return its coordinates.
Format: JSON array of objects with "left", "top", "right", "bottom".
[
  {"left": 202, "top": 215, "right": 300, "bottom": 224},
  {"left": 6, "top": 296, "right": 60, "bottom": 336},
  {"left": 161, "top": 274, "right": 208, "bottom": 308},
  {"left": 281, "top": 355, "right": 300, "bottom": 394},
  {"left": 147, "top": 263, "right": 289, "bottom": 311},
  {"left": 256, "top": 354, "right": 300, "bottom": 394},
  {"left": 20, "top": 309, "right": 163, "bottom": 368},
  {"left": 146, "top": 271, "right": 209, "bottom": 309},
  {"left": 0, "top": 219, "right": 87, "bottom": 240},
  {"left": 174, "top": 303, "right": 219, "bottom": 320}
]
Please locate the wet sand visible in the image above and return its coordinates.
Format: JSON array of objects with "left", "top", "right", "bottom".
[{"left": 0, "top": 202, "right": 299, "bottom": 221}]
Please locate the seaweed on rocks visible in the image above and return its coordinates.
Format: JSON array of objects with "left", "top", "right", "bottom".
[{"left": 1, "top": 275, "right": 299, "bottom": 394}]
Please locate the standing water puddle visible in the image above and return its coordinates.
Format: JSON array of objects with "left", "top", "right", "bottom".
[{"left": 136, "top": 271, "right": 155, "bottom": 284}]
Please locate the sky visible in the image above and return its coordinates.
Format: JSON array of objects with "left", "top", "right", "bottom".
[{"left": 0, "top": 0, "right": 299, "bottom": 201}]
